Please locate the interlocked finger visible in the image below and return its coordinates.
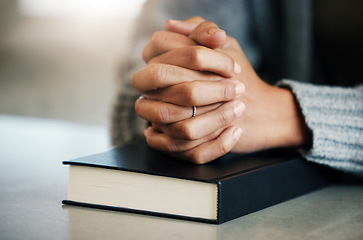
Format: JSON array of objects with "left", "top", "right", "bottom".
[
  {"left": 133, "top": 63, "right": 222, "bottom": 93},
  {"left": 142, "top": 31, "right": 196, "bottom": 63},
  {"left": 145, "top": 79, "right": 244, "bottom": 107},
  {"left": 152, "top": 100, "right": 245, "bottom": 140},
  {"left": 145, "top": 126, "right": 243, "bottom": 164},
  {"left": 135, "top": 97, "right": 222, "bottom": 124},
  {"left": 149, "top": 46, "right": 240, "bottom": 77},
  {"left": 144, "top": 126, "right": 223, "bottom": 152}
]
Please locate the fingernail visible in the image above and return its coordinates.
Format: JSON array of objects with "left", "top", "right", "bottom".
[
  {"left": 232, "top": 127, "right": 243, "bottom": 141},
  {"left": 235, "top": 82, "right": 245, "bottom": 97},
  {"left": 233, "top": 101, "right": 245, "bottom": 117},
  {"left": 234, "top": 62, "right": 241, "bottom": 75},
  {"left": 208, "top": 28, "right": 220, "bottom": 35}
]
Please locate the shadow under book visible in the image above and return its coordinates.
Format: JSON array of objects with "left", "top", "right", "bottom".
[{"left": 62, "top": 142, "right": 340, "bottom": 224}]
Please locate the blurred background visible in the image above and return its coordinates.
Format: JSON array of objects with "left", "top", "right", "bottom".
[{"left": 0, "top": 0, "right": 146, "bottom": 126}]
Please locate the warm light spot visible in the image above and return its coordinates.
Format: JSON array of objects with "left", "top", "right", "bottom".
[{"left": 18, "top": 0, "right": 146, "bottom": 19}]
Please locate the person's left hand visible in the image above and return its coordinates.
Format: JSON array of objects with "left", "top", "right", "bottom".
[
  {"left": 135, "top": 18, "right": 311, "bottom": 164},
  {"left": 133, "top": 18, "right": 248, "bottom": 163}
]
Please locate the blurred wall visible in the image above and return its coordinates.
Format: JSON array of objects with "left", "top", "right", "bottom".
[
  {"left": 0, "top": 1, "right": 143, "bottom": 126},
  {"left": 0, "top": 1, "right": 18, "bottom": 45}
]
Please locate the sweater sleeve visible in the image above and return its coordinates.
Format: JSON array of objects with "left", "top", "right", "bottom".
[{"left": 277, "top": 80, "right": 363, "bottom": 177}]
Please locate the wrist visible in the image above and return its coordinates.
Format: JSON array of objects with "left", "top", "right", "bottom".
[{"left": 271, "top": 87, "right": 312, "bottom": 149}]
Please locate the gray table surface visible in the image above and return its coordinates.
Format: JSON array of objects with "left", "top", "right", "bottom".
[{"left": 1, "top": 114, "right": 362, "bottom": 240}]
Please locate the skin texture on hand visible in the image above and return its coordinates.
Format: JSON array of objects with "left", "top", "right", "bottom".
[{"left": 133, "top": 17, "right": 311, "bottom": 164}]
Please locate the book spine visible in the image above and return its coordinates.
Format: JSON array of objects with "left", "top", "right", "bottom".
[{"left": 217, "top": 158, "right": 339, "bottom": 223}]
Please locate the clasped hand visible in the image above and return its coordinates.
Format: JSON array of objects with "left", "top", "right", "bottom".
[{"left": 133, "top": 17, "right": 310, "bottom": 164}]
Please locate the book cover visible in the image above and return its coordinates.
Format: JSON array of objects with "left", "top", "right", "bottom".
[{"left": 63, "top": 142, "right": 340, "bottom": 224}]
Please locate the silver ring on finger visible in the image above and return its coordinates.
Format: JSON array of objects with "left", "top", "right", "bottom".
[{"left": 192, "top": 106, "right": 196, "bottom": 118}]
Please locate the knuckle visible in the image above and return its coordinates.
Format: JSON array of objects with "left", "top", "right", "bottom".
[
  {"left": 149, "top": 63, "right": 167, "bottom": 88},
  {"left": 141, "top": 49, "right": 148, "bottom": 62},
  {"left": 180, "top": 82, "right": 199, "bottom": 105},
  {"left": 164, "top": 140, "right": 178, "bottom": 152},
  {"left": 219, "top": 141, "right": 231, "bottom": 156},
  {"left": 178, "top": 123, "right": 195, "bottom": 140},
  {"left": 155, "top": 105, "right": 171, "bottom": 123},
  {"left": 150, "top": 31, "right": 167, "bottom": 47},
  {"left": 132, "top": 70, "right": 144, "bottom": 91},
  {"left": 189, "top": 152, "right": 204, "bottom": 165},
  {"left": 185, "top": 46, "right": 206, "bottom": 70},
  {"left": 143, "top": 31, "right": 168, "bottom": 62}
]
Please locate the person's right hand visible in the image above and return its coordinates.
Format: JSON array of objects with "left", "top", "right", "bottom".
[
  {"left": 133, "top": 18, "right": 247, "bottom": 163},
  {"left": 134, "top": 17, "right": 311, "bottom": 164}
]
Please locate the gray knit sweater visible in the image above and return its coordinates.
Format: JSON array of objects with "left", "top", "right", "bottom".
[
  {"left": 278, "top": 80, "right": 363, "bottom": 176},
  {"left": 112, "top": 0, "right": 363, "bottom": 177}
]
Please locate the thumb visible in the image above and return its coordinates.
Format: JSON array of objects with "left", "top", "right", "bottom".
[
  {"left": 165, "top": 17, "right": 227, "bottom": 49},
  {"left": 165, "top": 16, "right": 205, "bottom": 35}
]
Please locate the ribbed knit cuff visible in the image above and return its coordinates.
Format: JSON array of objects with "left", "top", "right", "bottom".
[{"left": 277, "top": 80, "right": 363, "bottom": 176}]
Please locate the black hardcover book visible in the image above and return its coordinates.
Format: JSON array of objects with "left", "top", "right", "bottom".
[{"left": 62, "top": 142, "right": 339, "bottom": 224}]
